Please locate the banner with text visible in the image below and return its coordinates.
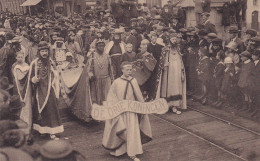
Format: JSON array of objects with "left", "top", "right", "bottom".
[{"left": 91, "top": 98, "right": 169, "bottom": 121}]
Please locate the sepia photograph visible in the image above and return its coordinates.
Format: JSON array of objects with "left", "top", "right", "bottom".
[{"left": 0, "top": 0, "right": 260, "bottom": 160}]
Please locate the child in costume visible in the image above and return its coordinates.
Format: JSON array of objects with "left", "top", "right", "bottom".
[{"left": 102, "top": 61, "right": 152, "bottom": 161}]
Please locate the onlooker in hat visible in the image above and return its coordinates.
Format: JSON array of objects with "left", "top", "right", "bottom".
[
  {"left": 226, "top": 25, "right": 242, "bottom": 50},
  {"left": 65, "top": 30, "right": 83, "bottom": 63},
  {"left": 207, "top": 32, "right": 218, "bottom": 57},
  {"left": 197, "top": 48, "right": 211, "bottom": 104},
  {"left": 241, "top": 29, "right": 258, "bottom": 52},
  {"left": 248, "top": 49, "right": 260, "bottom": 117},
  {"left": 0, "top": 32, "right": 17, "bottom": 83},
  {"left": 0, "top": 147, "right": 33, "bottom": 161},
  {"left": 198, "top": 29, "right": 209, "bottom": 49},
  {"left": 212, "top": 50, "right": 225, "bottom": 107},
  {"left": 217, "top": 57, "right": 235, "bottom": 108},
  {"left": 201, "top": 12, "right": 217, "bottom": 34},
  {"left": 237, "top": 51, "right": 254, "bottom": 111},
  {"left": 202, "top": 0, "right": 211, "bottom": 13},
  {"left": 193, "top": 0, "right": 203, "bottom": 25}
]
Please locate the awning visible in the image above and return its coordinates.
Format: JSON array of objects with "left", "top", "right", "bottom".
[{"left": 20, "top": 0, "right": 42, "bottom": 7}]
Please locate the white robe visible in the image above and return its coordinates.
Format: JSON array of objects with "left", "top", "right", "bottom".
[{"left": 102, "top": 76, "right": 152, "bottom": 157}]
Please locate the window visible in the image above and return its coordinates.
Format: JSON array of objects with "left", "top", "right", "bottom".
[{"left": 253, "top": 0, "right": 258, "bottom": 6}]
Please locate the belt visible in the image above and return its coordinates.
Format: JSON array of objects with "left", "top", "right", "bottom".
[{"left": 110, "top": 54, "right": 122, "bottom": 57}]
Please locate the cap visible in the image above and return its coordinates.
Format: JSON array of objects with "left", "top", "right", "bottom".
[
  {"left": 225, "top": 41, "right": 238, "bottom": 50},
  {"left": 240, "top": 51, "right": 251, "bottom": 58},
  {"left": 224, "top": 56, "right": 233, "bottom": 64},
  {"left": 212, "top": 38, "right": 222, "bottom": 45},
  {"left": 207, "top": 33, "right": 217, "bottom": 39},
  {"left": 201, "top": 12, "right": 210, "bottom": 17},
  {"left": 246, "top": 29, "right": 257, "bottom": 37},
  {"left": 153, "top": 15, "right": 162, "bottom": 20},
  {"left": 113, "top": 28, "right": 122, "bottom": 34},
  {"left": 252, "top": 48, "right": 260, "bottom": 57},
  {"left": 229, "top": 26, "right": 239, "bottom": 33}
]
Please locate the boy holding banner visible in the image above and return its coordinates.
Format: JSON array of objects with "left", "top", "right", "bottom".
[{"left": 102, "top": 61, "right": 152, "bottom": 161}]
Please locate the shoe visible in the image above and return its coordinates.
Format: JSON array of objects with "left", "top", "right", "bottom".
[
  {"left": 129, "top": 156, "right": 141, "bottom": 161},
  {"left": 172, "top": 108, "right": 182, "bottom": 115},
  {"left": 216, "top": 101, "right": 223, "bottom": 108},
  {"left": 50, "top": 134, "right": 59, "bottom": 140},
  {"left": 211, "top": 101, "right": 219, "bottom": 106},
  {"left": 201, "top": 98, "right": 207, "bottom": 105}
]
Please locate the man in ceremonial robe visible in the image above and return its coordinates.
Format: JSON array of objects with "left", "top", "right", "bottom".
[
  {"left": 157, "top": 34, "right": 187, "bottom": 114},
  {"left": 88, "top": 39, "right": 113, "bottom": 105},
  {"left": 104, "top": 29, "right": 126, "bottom": 79},
  {"left": 102, "top": 62, "right": 152, "bottom": 161},
  {"left": 28, "top": 41, "right": 63, "bottom": 140}
]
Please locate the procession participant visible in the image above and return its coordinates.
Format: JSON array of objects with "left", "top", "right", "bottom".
[
  {"left": 88, "top": 39, "right": 113, "bottom": 105},
  {"left": 65, "top": 30, "right": 83, "bottom": 64},
  {"left": 28, "top": 41, "right": 63, "bottom": 140},
  {"left": 104, "top": 28, "right": 126, "bottom": 79},
  {"left": 102, "top": 61, "right": 152, "bottom": 161},
  {"left": 74, "top": 27, "right": 85, "bottom": 54},
  {"left": 122, "top": 43, "right": 137, "bottom": 62},
  {"left": 146, "top": 31, "right": 164, "bottom": 100},
  {"left": 126, "top": 29, "right": 138, "bottom": 53},
  {"left": 159, "top": 33, "right": 187, "bottom": 114},
  {"left": 201, "top": 12, "right": 217, "bottom": 34}
]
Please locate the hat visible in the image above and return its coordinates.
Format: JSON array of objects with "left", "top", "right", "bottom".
[
  {"left": 0, "top": 147, "right": 33, "bottom": 161},
  {"left": 113, "top": 28, "right": 122, "bottom": 34},
  {"left": 5, "top": 32, "right": 15, "bottom": 41},
  {"left": 148, "top": 31, "right": 157, "bottom": 37},
  {"left": 153, "top": 15, "right": 162, "bottom": 20},
  {"left": 250, "top": 37, "right": 260, "bottom": 45},
  {"left": 179, "top": 28, "right": 188, "bottom": 33},
  {"left": 201, "top": 12, "right": 210, "bottom": 17},
  {"left": 240, "top": 50, "right": 251, "bottom": 58},
  {"left": 130, "top": 18, "right": 137, "bottom": 22},
  {"left": 225, "top": 41, "right": 238, "bottom": 50},
  {"left": 229, "top": 26, "right": 239, "bottom": 33},
  {"left": 0, "top": 77, "right": 13, "bottom": 91},
  {"left": 212, "top": 38, "right": 222, "bottom": 45},
  {"left": 141, "top": 39, "right": 150, "bottom": 45},
  {"left": 38, "top": 41, "right": 50, "bottom": 51},
  {"left": 9, "top": 95, "right": 25, "bottom": 113},
  {"left": 156, "top": 25, "right": 164, "bottom": 31},
  {"left": 198, "top": 29, "right": 208, "bottom": 36},
  {"left": 207, "top": 33, "right": 217, "bottom": 39},
  {"left": 252, "top": 48, "right": 260, "bottom": 57},
  {"left": 40, "top": 140, "right": 73, "bottom": 159},
  {"left": 137, "top": 16, "right": 144, "bottom": 20},
  {"left": 224, "top": 57, "right": 233, "bottom": 64},
  {"left": 10, "top": 36, "right": 22, "bottom": 43},
  {"left": 187, "top": 27, "right": 195, "bottom": 32},
  {"left": 246, "top": 29, "right": 257, "bottom": 37}
]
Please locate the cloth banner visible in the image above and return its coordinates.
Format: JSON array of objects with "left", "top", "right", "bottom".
[{"left": 91, "top": 98, "right": 168, "bottom": 121}]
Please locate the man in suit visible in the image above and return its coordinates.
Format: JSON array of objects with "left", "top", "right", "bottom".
[
  {"left": 201, "top": 12, "right": 217, "bottom": 34},
  {"left": 249, "top": 49, "right": 260, "bottom": 118},
  {"left": 225, "top": 25, "right": 243, "bottom": 52}
]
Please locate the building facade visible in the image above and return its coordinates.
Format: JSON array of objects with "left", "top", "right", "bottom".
[{"left": 246, "top": 0, "right": 260, "bottom": 31}]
